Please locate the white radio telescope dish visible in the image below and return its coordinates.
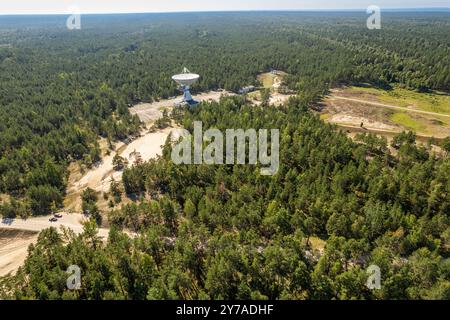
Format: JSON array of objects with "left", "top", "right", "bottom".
[
  {"left": 172, "top": 72, "right": 200, "bottom": 87},
  {"left": 172, "top": 68, "right": 200, "bottom": 105}
]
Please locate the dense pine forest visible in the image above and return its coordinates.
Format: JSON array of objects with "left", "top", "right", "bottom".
[{"left": 0, "top": 11, "right": 449, "bottom": 299}]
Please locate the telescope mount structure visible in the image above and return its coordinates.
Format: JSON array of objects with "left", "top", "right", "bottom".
[{"left": 172, "top": 67, "right": 200, "bottom": 106}]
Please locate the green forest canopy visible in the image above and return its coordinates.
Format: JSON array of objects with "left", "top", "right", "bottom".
[{"left": 0, "top": 11, "right": 449, "bottom": 299}]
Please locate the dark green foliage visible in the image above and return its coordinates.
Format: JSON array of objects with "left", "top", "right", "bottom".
[
  {"left": 81, "top": 188, "right": 101, "bottom": 225},
  {"left": 0, "top": 12, "right": 448, "bottom": 300}
]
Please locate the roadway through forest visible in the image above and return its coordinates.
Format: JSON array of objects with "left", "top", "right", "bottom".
[
  {"left": 0, "top": 214, "right": 110, "bottom": 276},
  {"left": 0, "top": 213, "right": 110, "bottom": 239},
  {"left": 0, "top": 91, "right": 229, "bottom": 276}
]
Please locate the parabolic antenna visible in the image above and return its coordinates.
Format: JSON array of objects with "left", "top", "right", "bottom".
[{"left": 172, "top": 67, "right": 200, "bottom": 105}]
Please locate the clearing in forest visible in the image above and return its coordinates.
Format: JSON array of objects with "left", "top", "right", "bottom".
[
  {"left": 129, "top": 90, "right": 235, "bottom": 124},
  {"left": 257, "top": 70, "right": 288, "bottom": 90},
  {"left": 320, "top": 86, "right": 450, "bottom": 139},
  {"left": 0, "top": 229, "right": 38, "bottom": 277},
  {"left": 250, "top": 71, "right": 295, "bottom": 106}
]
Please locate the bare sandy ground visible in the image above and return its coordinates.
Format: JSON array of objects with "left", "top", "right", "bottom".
[
  {"left": 269, "top": 92, "right": 295, "bottom": 106},
  {"left": 0, "top": 211, "right": 141, "bottom": 276},
  {"left": 68, "top": 127, "right": 178, "bottom": 195},
  {"left": 321, "top": 91, "right": 450, "bottom": 149},
  {"left": 0, "top": 214, "right": 113, "bottom": 276},
  {"left": 0, "top": 230, "right": 37, "bottom": 277},
  {"left": 70, "top": 90, "right": 233, "bottom": 196},
  {"left": 250, "top": 90, "right": 295, "bottom": 107},
  {"left": 328, "top": 114, "right": 399, "bottom": 131},
  {"left": 0, "top": 214, "right": 110, "bottom": 239},
  {"left": 130, "top": 90, "right": 235, "bottom": 123},
  {"left": 330, "top": 96, "right": 450, "bottom": 118},
  {"left": 252, "top": 72, "right": 295, "bottom": 106},
  {"left": 322, "top": 93, "right": 450, "bottom": 138}
]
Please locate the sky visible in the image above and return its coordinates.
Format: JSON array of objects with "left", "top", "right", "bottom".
[{"left": 0, "top": 1, "right": 448, "bottom": 15}]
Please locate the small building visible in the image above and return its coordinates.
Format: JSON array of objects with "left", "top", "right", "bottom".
[{"left": 238, "top": 85, "right": 256, "bottom": 94}]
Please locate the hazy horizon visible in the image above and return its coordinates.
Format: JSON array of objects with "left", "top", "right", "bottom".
[
  {"left": 0, "top": 8, "right": 449, "bottom": 16},
  {"left": 0, "top": 0, "right": 448, "bottom": 15}
]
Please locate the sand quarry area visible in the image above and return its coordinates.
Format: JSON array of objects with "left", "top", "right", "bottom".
[
  {"left": 321, "top": 87, "right": 450, "bottom": 139},
  {"left": 0, "top": 91, "right": 232, "bottom": 276},
  {"left": 0, "top": 87, "right": 295, "bottom": 276},
  {"left": 68, "top": 127, "right": 177, "bottom": 195},
  {"left": 67, "top": 90, "right": 233, "bottom": 202}
]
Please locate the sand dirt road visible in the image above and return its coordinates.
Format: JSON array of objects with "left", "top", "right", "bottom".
[
  {"left": 69, "top": 127, "right": 178, "bottom": 194},
  {"left": 330, "top": 96, "right": 450, "bottom": 118},
  {"left": 130, "top": 90, "right": 235, "bottom": 123},
  {"left": 0, "top": 230, "right": 38, "bottom": 276},
  {"left": 0, "top": 214, "right": 111, "bottom": 277},
  {"left": 1, "top": 213, "right": 110, "bottom": 238},
  {"left": 0, "top": 91, "right": 225, "bottom": 276}
]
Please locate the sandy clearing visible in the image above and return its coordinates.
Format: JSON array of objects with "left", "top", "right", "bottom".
[
  {"left": 269, "top": 92, "right": 295, "bottom": 106},
  {"left": 0, "top": 213, "right": 110, "bottom": 239},
  {"left": 71, "top": 90, "right": 233, "bottom": 196},
  {"left": 322, "top": 93, "right": 450, "bottom": 138},
  {"left": 257, "top": 71, "right": 287, "bottom": 90},
  {"left": 129, "top": 104, "right": 165, "bottom": 123},
  {"left": 0, "top": 214, "right": 113, "bottom": 276},
  {"left": 69, "top": 127, "right": 178, "bottom": 194},
  {"left": 120, "top": 127, "right": 181, "bottom": 164},
  {"left": 70, "top": 151, "right": 121, "bottom": 195},
  {"left": 273, "top": 76, "right": 282, "bottom": 89},
  {"left": 330, "top": 96, "right": 450, "bottom": 118},
  {"left": 252, "top": 71, "right": 294, "bottom": 106},
  {"left": 0, "top": 231, "right": 38, "bottom": 277},
  {"left": 336, "top": 125, "right": 443, "bottom": 146},
  {"left": 251, "top": 92, "right": 295, "bottom": 107},
  {"left": 130, "top": 90, "right": 235, "bottom": 123},
  {"left": 328, "top": 114, "right": 399, "bottom": 131}
]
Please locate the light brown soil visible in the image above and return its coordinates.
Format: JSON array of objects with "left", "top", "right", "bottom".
[
  {"left": 321, "top": 91, "right": 450, "bottom": 138},
  {"left": 328, "top": 114, "right": 398, "bottom": 131},
  {"left": 129, "top": 90, "right": 235, "bottom": 123},
  {"left": 251, "top": 71, "right": 295, "bottom": 106},
  {"left": 330, "top": 95, "right": 450, "bottom": 118},
  {"left": 0, "top": 229, "right": 38, "bottom": 276},
  {"left": 0, "top": 214, "right": 115, "bottom": 276},
  {"left": 0, "top": 214, "right": 110, "bottom": 238}
]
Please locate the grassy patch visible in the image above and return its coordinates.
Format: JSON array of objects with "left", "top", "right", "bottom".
[
  {"left": 258, "top": 73, "right": 277, "bottom": 89},
  {"left": 320, "top": 113, "right": 331, "bottom": 121},
  {"left": 247, "top": 91, "right": 261, "bottom": 99},
  {"left": 351, "top": 86, "right": 450, "bottom": 115},
  {"left": 309, "top": 236, "right": 326, "bottom": 251},
  {"left": 390, "top": 112, "right": 426, "bottom": 133}
]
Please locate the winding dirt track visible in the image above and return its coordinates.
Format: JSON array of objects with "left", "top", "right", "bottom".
[
  {"left": 69, "top": 127, "right": 177, "bottom": 194},
  {"left": 330, "top": 96, "right": 450, "bottom": 118},
  {"left": 0, "top": 214, "right": 109, "bottom": 238},
  {"left": 0, "top": 92, "right": 222, "bottom": 276},
  {"left": 0, "top": 213, "right": 112, "bottom": 276}
]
